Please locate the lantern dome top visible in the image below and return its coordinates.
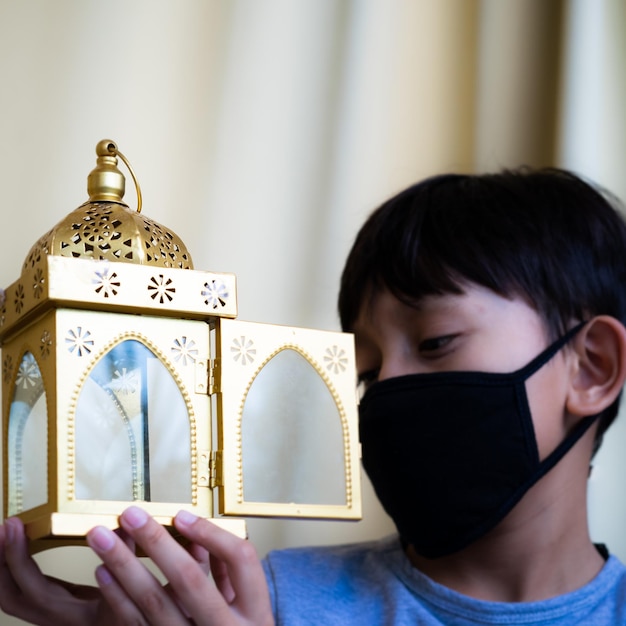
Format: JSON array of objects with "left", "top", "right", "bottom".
[{"left": 22, "top": 140, "right": 193, "bottom": 276}]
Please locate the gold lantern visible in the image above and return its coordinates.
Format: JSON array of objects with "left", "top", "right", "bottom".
[{"left": 0, "top": 140, "right": 362, "bottom": 552}]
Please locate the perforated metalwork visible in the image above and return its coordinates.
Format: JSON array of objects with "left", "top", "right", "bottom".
[{"left": 22, "top": 202, "right": 193, "bottom": 275}]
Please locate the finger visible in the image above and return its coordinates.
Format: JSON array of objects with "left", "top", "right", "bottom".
[
  {"left": 0, "top": 519, "right": 95, "bottom": 625},
  {"left": 209, "top": 552, "right": 236, "bottom": 604},
  {"left": 115, "top": 525, "right": 136, "bottom": 553},
  {"left": 43, "top": 576, "right": 103, "bottom": 601},
  {"left": 0, "top": 523, "right": 29, "bottom": 619},
  {"left": 0, "top": 523, "right": 20, "bottom": 591},
  {"left": 2, "top": 518, "right": 45, "bottom": 594},
  {"left": 173, "top": 511, "right": 272, "bottom": 620},
  {"left": 94, "top": 564, "right": 148, "bottom": 625},
  {"left": 187, "top": 540, "right": 211, "bottom": 574},
  {"left": 87, "top": 523, "right": 184, "bottom": 625},
  {"left": 118, "top": 507, "right": 235, "bottom": 624}
]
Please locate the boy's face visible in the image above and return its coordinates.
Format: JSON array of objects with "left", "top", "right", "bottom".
[{"left": 353, "top": 282, "right": 576, "bottom": 460}]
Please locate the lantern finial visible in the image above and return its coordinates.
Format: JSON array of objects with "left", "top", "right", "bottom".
[{"left": 87, "top": 140, "right": 126, "bottom": 204}]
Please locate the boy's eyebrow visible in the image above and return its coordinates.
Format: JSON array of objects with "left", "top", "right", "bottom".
[
  {"left": 404, "top": 292, "right": 466, "bottom": 313},
  {"left": 356, "top": 292, "right": 465, "bottom": 331}
]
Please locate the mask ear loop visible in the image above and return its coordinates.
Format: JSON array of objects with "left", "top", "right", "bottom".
[
  {"left": 514, "top": 318, "right": 594, "bottom": 479},
  {"left": 514, "top": 320, "right": 589, "bottom": 382}
]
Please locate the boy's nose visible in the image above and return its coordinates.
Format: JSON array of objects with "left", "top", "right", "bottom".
[{"left": 377, "top": 355, "right": 423, "bottom": 381}]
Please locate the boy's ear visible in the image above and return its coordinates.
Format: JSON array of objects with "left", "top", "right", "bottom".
[{"left": 566, "top": 316, "right": 626, "bottom": 417}]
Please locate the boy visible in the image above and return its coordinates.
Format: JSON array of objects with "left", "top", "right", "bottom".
[{"left": 1, "top": 167, "right": 626, "bottom": 624}]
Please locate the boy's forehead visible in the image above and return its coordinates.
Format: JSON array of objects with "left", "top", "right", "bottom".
[
  {"left": 354, "top": 286, "right": 468, "bottom": 326},
  {"left": 353, "top": 282, "right": 546, "bottom": 332}
]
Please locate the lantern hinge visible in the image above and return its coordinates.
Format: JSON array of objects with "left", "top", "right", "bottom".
[
  {"left": 194, "top": 359, "right": 219, "bottom": 395},
  {"left": 208, "top": 359, "right": 219, "bottom": 395},
  {"left": 209, "top": 450, "right": 223, "bottom": 489},
  {"left": 198, "top": 450, "right": 222, "bottom": 488}
]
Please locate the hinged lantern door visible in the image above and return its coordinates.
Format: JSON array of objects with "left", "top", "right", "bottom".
[
  {"left": 214, "top": 318, "right": 361, "bottom": 520},
  {"left": 57, "top": 309, "right": 213, "bottom": 522}
]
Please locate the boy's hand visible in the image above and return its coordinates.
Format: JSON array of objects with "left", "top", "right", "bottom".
[
  {"left": 0, "top": 517, "right": 118, "bottom": 625},
  {"left": 0, "top": 510, "right": 273, "bottom": 626},
  {"left": 86, "top": 507, "right": 274, "bottom": 625}
]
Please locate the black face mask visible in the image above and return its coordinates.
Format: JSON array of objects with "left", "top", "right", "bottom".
[{"left": 358, "top": 322, "right": 598, "bottom": 559}]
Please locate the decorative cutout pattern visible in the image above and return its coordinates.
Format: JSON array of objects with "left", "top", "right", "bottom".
[
  {"left": 108, "top": 367, "right": 139, "bottom": 395},
  {"left": 70, "top": 206, "right": 127, "bottom": 259},
  {"left": 39, "top": 331, "right": 52, "bottom": 360},
  {"left": 21, "top": 202, "right": 192, "bottom": 273},
  {"left": 231, "top": 337, "right": 256, "bottom": 365},
  {"left": 32, "top": 268, "right": 45, "bottom": 299},
  {"left": 14, "top": 284, "right": 24, "bottom": 314},
  {"left": 202, "top": 279, "right": 229, "bottom": 309},
  {"left": 66, "top": 327, "right": 94, "bottom": 356},
  {"left": 93, "top": 266, "right": 120, "bottom": 298},
  {"left": 148, "top": 274, "right": 175, "bottom": 303},
  {"left": 22, "top": 231, "right": 50, "bottom": 271},
  {"left": 142, "top": 218, "right": 191, "bottom": 268},
  {"left": 15, "top": 353, "right": 40, "bottom": 389},
  {"left": 324, "top": 345, "right": 348, "bottom": 374},
  {"left": 3, "top": 354, "right": 13, "bottom": 383},
  {"left": 171, "top": 337, "right": 198, "bottom": 366}
]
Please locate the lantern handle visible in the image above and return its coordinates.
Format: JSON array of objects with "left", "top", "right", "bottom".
[{"left": 102, "top": 140, "right": 143, "bottom": 214}]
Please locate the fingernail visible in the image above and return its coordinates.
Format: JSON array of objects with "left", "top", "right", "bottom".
[
  {"left": 175, "top": 510, "right": 198, "bottom": 527},
  {"left": 88, "top": 526, "right": 115, "bottom": 552},
  {"left": 123, "top": 506, "right": 148, "bottom": 529},
  {"left": 95, "top": 564, "right": 114, "bottom": 586},
  {"left": 4, "top": 519, "right": 16, "bottom": 543}
]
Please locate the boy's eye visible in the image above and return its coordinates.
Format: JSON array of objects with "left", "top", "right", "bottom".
[
  {"left": 357, "top": 369, "right": 379, "bottom": 398},
  {"left": 418, "top": 334, "right": 456, "bottom": 353}
]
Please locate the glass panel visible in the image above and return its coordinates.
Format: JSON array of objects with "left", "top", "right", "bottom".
[
  {"left": 75, "top": 339, "right": 191, "bottom": 502},
  {"left": 241, "top": 349, "right": 345, "bottom": 504},
  {"left": 8, "top": 352, "right": 48, "bottom": 515}
]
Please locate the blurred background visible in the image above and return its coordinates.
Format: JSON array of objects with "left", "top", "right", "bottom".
[{"left": 0, "top": 1, "right": 624, "bottom": 622}]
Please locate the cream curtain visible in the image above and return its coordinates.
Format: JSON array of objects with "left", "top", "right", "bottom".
[
  {"left": 559, "top": 0, "right": 626, "bottom": 572},
  {"left": 0, "top": 2, "right": 624, "bottom": 621}
]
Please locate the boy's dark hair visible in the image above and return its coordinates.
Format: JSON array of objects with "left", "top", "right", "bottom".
[{"left": 338, "top": 167, "right": 626, "bottom": 453}]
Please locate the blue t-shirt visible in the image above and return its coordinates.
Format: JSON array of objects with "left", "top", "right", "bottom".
[{"left": 262, "top": 536, "right": 626, "bottom": 625}]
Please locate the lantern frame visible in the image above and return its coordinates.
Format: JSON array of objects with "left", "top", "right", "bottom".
[{"left": 0, "top": 142, "right": 362, "bottom": 552}]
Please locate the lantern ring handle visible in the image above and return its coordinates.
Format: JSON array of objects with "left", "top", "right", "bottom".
[{"left": 103, "top": 141, "right": 143, "bottom": 214}]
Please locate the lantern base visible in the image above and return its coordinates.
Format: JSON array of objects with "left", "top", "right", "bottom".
[{"left": 22, "top": 512, "right": 247, "bottom": 554}]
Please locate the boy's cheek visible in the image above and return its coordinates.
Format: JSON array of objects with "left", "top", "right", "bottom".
[{"left": 526, "top": 367, "right": 571, "bottom": 460}]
